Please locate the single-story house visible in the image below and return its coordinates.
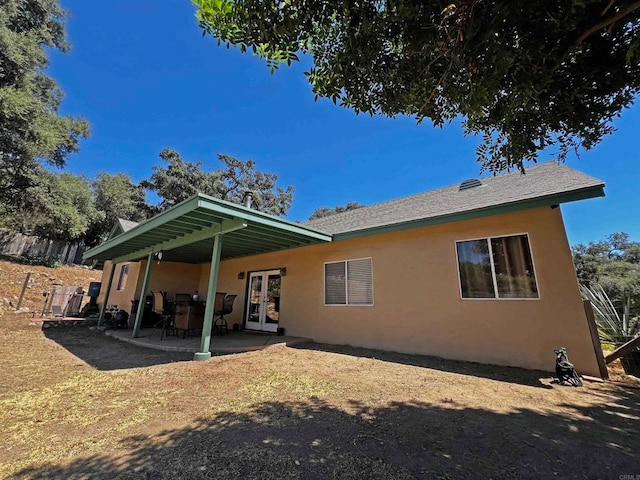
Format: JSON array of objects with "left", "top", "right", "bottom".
[{"left": 85, "top": 162, "right": 606, "bottom": 376}]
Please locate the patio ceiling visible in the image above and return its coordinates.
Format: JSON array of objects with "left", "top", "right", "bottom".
[{"left": 83, "top": 194, "right": 332, "bottom": 264}]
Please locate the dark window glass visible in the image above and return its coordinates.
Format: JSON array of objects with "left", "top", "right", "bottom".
[
  {"left": 457, "top": 240, "right": 495, "bottom": 298},
  {"left": 491, "top": 235, "right": 538, "bottom": 298}
]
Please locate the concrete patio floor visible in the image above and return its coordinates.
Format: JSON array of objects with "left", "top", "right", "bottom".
[{"left": 105, "top": 328, "right": 312, "bottom": 353}]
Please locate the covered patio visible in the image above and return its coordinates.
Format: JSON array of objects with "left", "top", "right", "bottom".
[
  {"left": 105, "top": 328, "right": 312, "bottom": 353},
  {"left": 83, "top": 193, "right": 331, "bottom": 361}
]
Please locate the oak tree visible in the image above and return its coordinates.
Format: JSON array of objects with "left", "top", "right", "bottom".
[{"left": 142, "top": 149, "right": 294, "bottom": 215}]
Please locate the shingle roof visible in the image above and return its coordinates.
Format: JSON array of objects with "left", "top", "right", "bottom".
[{"left": 304, "top": 162, "right": 604, "bottom": 236}]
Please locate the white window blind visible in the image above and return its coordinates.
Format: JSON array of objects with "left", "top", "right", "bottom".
[
  {"left": 325, "top": 258, "right": 373, "bottom": 305},
  {"left": 324, "top": 261, "right": 346, "bottom": 305},
  {"left": 347, "top": 258, "right": 374, "bottom": 305}
]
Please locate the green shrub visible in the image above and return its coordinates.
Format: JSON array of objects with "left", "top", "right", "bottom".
[
  {"left": 581, "top": 284, "right": 640, "bottom": 347},
  {"left": 21, "top": 252, "right": 60, "bottom": 268}
]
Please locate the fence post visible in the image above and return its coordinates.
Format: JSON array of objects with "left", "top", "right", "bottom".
[
  {"left": 583, "top": 299, "right": 609, "bottom": 379},
  {"left": 16, "top": 272, "right": 32, "bottom": 312}
]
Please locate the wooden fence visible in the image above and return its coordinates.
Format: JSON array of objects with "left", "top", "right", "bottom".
[{"left": 0, "top": 230, "right": 86, "bottom": 265}]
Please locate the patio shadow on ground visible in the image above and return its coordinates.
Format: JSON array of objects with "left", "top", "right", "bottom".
[
  {"left": 294, "top": 343, "right": 555, "bottom": 389},
  {"left": 14, "top": 390, "right": 640, "bottom": 480},
  {"left": 43, "top": 325, "right": 193, "bottom": 370}
]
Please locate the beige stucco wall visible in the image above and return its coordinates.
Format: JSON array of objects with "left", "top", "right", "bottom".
[
  {"left": 202, "top": 206, "right": 601, "bottom": 376},
  {"left": 98, "top": 205, "right": 600, "bottom": 376},
  {"left": 98, "top": 261, "right": 141, "bottom": 311},
  {"left": 99, "top": 260, "right": 202, "bottom": 312}
]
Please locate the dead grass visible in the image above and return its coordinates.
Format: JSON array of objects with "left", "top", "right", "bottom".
[{"left": 0, "top": 260, "right": 638, "bottom": 479}]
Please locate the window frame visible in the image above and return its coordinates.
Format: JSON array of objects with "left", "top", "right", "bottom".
[
  {"left": 116, "top": 263, "right": 130, "bottom": 291},
  {"left": 323, "top": 257, "right": 374, "bottom": 307},
  {"left": 455, "top": 233, "right": 540, "bottom": 301}
]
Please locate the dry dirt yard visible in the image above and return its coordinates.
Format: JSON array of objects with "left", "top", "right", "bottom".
[
  {"left": 0, "top": 259, "right": 638, "bottom": 479},
  {"left": 1, "top": 313, "right": 638, "bottom": 480}
]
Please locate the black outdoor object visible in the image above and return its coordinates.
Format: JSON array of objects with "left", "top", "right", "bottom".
[
  {"left": 82, "top": 281, "right": 102, "bottom": 317},
  {"left": 104, "top": 309, "right": 129, "bottom": 330},
  {"left": 620, "top": 347, "right": 640, "bottom": 377},
  {"left": 552, "top": 347, "right": 583, "bottom": 387},
  {"left": 213, "top": 294, "right": 237, "bottom": 336}
]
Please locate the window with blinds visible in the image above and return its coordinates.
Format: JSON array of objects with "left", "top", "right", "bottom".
[{"left": 324, "top": 258, "right": 373, "bottom": 306}]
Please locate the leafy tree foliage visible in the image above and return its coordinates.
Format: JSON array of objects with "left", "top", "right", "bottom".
[
  {"left": 34, "top": 173, "right": 103, "bottom": 243},
  {"left": 142, "top": 149, "right": 294, "bottom": 215},
  {"left": 0, "top": 0, "right": 90, "bottom": 210},
  {"left": 573, "top": 232, "right": 640, "bottom": 321},
  {"left": 194, "top": 0, "right": 640, "bottom": 172},
  {"left": 83, "top": 173, "right": 153, "bottom": 246},
  {"left": 308, "top": 201, "right": 364, "bottom": 220}
]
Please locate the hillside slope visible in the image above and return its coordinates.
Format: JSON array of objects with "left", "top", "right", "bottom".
[{"left": 0, "top": 259, "right": 102, "bottom": 318}]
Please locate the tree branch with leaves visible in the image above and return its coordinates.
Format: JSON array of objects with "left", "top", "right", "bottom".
[{"left": 194, "top": 0, "right": 640, "bottom": 172}]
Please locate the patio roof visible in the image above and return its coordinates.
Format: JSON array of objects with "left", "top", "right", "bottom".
[{"left": 83, "top": 194, "right": 332, "bottom": 264}]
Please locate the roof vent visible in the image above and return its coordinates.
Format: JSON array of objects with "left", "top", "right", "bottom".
[{"left": 459, "top": 179, "right": 483, "bottom": 191}]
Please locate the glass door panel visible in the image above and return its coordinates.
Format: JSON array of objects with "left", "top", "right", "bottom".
[
  {"left": 245, "top": 270, "right": 281, "bottom": 332},
  {"left": 263, "top": 272, "right": 281, "bottom": 332},
  {"left": 246, "top": 273, "right": 263, "bottom": 329}
]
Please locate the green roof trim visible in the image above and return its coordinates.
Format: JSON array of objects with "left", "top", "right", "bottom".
[
  {"left": 333, "top": 184, "right": 605, "bottom": 241},
  {"left": 85, "top": 163, "right": 605, "bottom": 265},
  {"left": 83, "top": 194, "right": 332, "bottom": 264}
]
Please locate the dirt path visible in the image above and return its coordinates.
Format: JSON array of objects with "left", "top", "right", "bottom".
[{"left": 1, "top": 315, "right": 638, "bottom": 479}]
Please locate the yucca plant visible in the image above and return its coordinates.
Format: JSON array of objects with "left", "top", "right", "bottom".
[{"left": 580, "top": 284, "right": 640, "bottom": 348}]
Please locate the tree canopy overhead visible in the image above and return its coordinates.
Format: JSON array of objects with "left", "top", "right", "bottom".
[{"left": 194, "top": 0, "right": 640, "bottom": 172}]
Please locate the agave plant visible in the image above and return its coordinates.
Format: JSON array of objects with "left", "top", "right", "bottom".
[{"left": 580, "top": 284, "right": 640, "bottom": 347}]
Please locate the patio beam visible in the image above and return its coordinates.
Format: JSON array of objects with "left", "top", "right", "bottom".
[
  {"left": 98, "top": 262, "right": 117, "bottom": 327},
  {"left": 196, "top": 197, "right": 332, "bottom": 241},
  {"left": 113, "top": 218, "right": 248, "bottom": 264},
  {"left": 132, "top": 252, "right": 153, "bottom": 338},
  {"left": 84, "top": 196, "right": 201, "bottom": 260},
  {"left": 194, "top": 233, "right": 222, "bottom": 361}
]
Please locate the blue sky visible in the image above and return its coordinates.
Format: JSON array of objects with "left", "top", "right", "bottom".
[{"left": 50, "top": 0, "right": 639, "bottom": 246}]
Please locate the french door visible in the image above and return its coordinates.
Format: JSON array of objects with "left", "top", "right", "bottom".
[{"left": 245, "top": 270, "right": 281, "bottom": 332}]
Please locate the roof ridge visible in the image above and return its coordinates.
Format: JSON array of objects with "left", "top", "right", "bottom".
[
  {"left": 305, "top": 162, "right": 550, "bottom": 225},
  {"left": 304, "top": 162, "right": 604, "bottom": 234}
]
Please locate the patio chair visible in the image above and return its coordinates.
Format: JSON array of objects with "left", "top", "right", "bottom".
[
  {"left": 150, "top": 291, "right": 175, "bottom": 339},
  {"left": 213, "top": 294, "right": 236, "bottom": 336}
]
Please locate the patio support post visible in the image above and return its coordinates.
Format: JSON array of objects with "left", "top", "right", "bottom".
[
  {"left": 132, "top": 251, "right": 154, "bottom": 338},
  {"left": 194, "top": 233, "right": 222, "bottom": 361},
  {"left": 98, "top": 262, "right": 117, "bottom": 327}
]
